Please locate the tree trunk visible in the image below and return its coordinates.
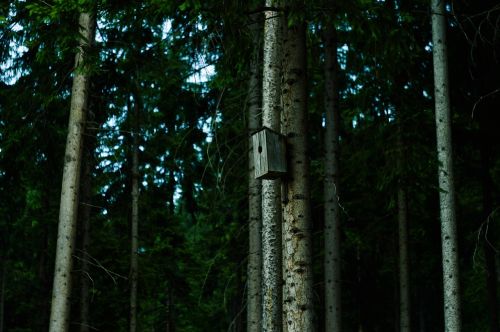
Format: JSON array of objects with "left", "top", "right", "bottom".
[
  {"left": 323, "top": 24, "right": 342, "bottom": 332},
  {"left": 247, "top": 13, "right": 263, "bottom": 332},
  {"left": 49, "top": 10, "right": 95, "bottom": 332},
  {"left": 79, "top": 141, "right": 92, "bottom": 332},
  {"left": 282, "top": 17, "right": 314, "bottom": 332},
  {"left": 431, "top": 1, "right": 462, "bottom": 331},
  {"left": 130, "top": 93, "right": 140, "bottom": 332},
  {"left": 397, "top": 187, "right": 410, "bottom": 332},
  {"left": 262, "top": 1, "right": 283, "bottom": 331},
  {"left": 396, "top": 110, "right": 411, "bottom": 332}
]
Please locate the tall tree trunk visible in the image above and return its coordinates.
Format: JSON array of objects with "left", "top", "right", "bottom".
[
  {"left": 262, "top": 1, "right": 283, "bottom": 331},
  {"left": 247, "top": 13, "right": 263, "bottom": 332},
  {"left": 282, "top": 16, "right": 314, "bottom": 332},
  {"left": 130, "top": 93, "right": 140, "bottom": 332},
  {"left": 49, "top": 10, "right": 95, "bottom": 332},
  {"left": 79, "top": 142, "right": 92, "bottom": 332},
  {"left": 323, "top": 24, "right": 342, "bottom": 332},
  {"left": 397, "top": 110, "right": 410, "bottom": 332},
  {"left": 431, "top": 1, "right": 462, "bottom": 331},
  {"left": 397, "top": 187, "right": 410, "bottom": 332}
]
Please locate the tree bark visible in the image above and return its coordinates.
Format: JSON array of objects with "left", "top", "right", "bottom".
[
  {"left": 247, "top": 13, "right": 263, "bottom": 332},
  {"left": 396, "top": 107, "right": 411, "bottom": 332},
  {"left": 130, "top": 93, "right": 140, "bottom": 332},
  {"left": 49, "top": 10, "right": 95, "bottom": 332},
  {"left": 397, "top": 187, "right": 410, "bottom": 332},
  {"left": 282, "top": 17, "right": 315, "bottom": 332},
  {"left": 262, "top": 1, "right": 283, "bottom": 331},
  {"left": 323, "top": 24, "right": 342, "bottom": 332},
  {"left": 431, "top": 1, "right": 462, "bottom": 331}
]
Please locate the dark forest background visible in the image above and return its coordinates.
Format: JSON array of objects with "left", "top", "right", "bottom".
[{"left": 1, "top": 0, "right": 500, "bottom": 331}]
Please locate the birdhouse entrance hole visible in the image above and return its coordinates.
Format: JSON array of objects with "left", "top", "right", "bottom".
[{"left": 251, "top": 127, "right": 287, "bottom": 180}]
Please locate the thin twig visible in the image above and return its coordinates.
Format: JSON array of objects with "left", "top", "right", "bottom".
[
  {"left": 471, "top": 88, "right": 500, "bottom": 119},
  {"left": 473, "top": 206, "right": 500, "bottom": 268},
  {"left": 74, "top": 250, "right": 127, "bottom": 284}
]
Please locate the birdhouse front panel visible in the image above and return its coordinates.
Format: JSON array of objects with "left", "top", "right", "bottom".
[{"left": 252, "top": 128, "right": 286, "bottom": 179}]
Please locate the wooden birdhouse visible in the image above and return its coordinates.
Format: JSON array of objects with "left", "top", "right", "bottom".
[{"left": 252, "top": 127, "right": 287, "bottom": 179}]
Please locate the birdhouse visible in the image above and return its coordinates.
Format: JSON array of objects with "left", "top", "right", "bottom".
[{"left": 252, "top": 127, "right": 287, "bottom": 179}]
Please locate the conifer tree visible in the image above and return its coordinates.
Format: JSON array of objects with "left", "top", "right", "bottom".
[
  {"left": 130, "top": 92, "right": 140, "bottom": 332},
  {"left": 431, "top": 0, "right": 462, "bottom": 330},
  {"left": 247, "top": 13, "right": 263, "bottom": 332},
  {"left": 282, "top": 5, "right": 314, "bottom": 331},
  {"left": 49, "top": 8, "right": 96, "bottom": 332},
  {"left": 323, "top": 22, "right": 342, "bottom": 332},
  {"left": 261, "top": 1, "right": 284, "bottom": 330},
  {"left": 397, "top": 113, "right": 410, "bottom": 332}
]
